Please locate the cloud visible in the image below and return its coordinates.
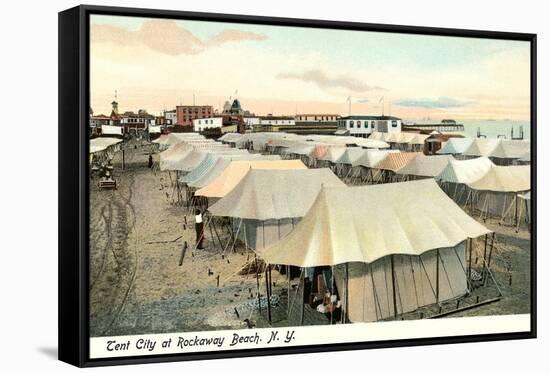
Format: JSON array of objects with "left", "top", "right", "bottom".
[
  {"left": 207, "top": 30, "right": 267, "bottom": 46},
  {"left": 394, "top": 96, "right": 473, "bottom": 109},
  {"left": 276, "top": 69, "right": 385, "bottom": 93},
  {"left": 356, "top": 98, "right": 369, "bottom": 103},
  {"left": 91, "top": 20, "right": 266, "bottom": 56}
]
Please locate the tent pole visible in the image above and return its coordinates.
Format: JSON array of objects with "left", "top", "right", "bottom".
[
  {"left": 255, "top": 255, "right": 262, "bottom": 314},
  {"left": 287, "top": 265, "right": 291, "bottom": 318},
  {"left": 515, "top": 195, "right": 518, "bottom": 227},
  {"left": 265, "top": 266, "right": 272, "bottom": 324},
  {"left": 391, "top": 255, "right": 398, "bottom": 319},
  {"left": 436, "top": 249, "right": 440, "bottom": 305},
  {"left": 482, "top": 234, "right": 488, "bottom": 282},
  {"left": 467, "top": 238, "right": 472, "bottom": 291},
  {"left": 345, "top": 262, "right": 349, "bottom": 324},
  {"left": 300, "top": 269, "right": 305, "bottom": 326}
]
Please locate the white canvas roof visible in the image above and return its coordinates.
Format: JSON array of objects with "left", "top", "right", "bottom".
[
  {"left": 354, "top": 149, "right": 399, "bottom": 168},
  {"left": 467, "top": 165, "right": 530, "bottom": 192},
  {"left": 334, "top": 147, "right": 368, "bottom": 165},
  {"left": 89, "top": 137, "right": 122, "bottom": 154},
  {"left": 196, "top": 159, "right": 307, "bottom": 198},
  {"left": 489, "top": 140, "right": 531, "bottom": 159},
  {"left": 260, "top": 179, "right": 490, "bottom": 267},
  {"left": 435, "top": 157, "right": 494, "bottom": 184},
  {"left": 463, "top": 138, "right": 500, "bottom": 157},
  {"left": 436, "top": 138, "right": 473, "bottom": 155},
  {"left": 396, "top": 154, "right": 453, "bottom": 177},
  {"left": 208, "top": 168, "right": 345, "bottom": 220}
]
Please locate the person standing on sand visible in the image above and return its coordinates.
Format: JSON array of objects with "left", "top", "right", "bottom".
[
  {"left": 195, "top": 209, "right": 204, "bottom": 250},
  {"left": 148, "top": 153, "right": 153, "bottom": 168}
]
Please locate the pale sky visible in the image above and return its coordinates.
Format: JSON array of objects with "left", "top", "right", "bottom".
[{"left": 90, "top": 15, "right": 531, "bottom": 121}]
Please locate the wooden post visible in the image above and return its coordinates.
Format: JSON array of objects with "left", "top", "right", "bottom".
[
  {"left": 514, "top": 195, "right": 519, "bottom": 227},
  {"left": 482, "top": 234, "right": 488, "bottom": 282},
  {"left": 178, "top": 241, "right": 188, "bottom": 266},
  {"left": 391, "top": 255, "right": 398, "bottom": 319},
  {"left": 344, "top": 262, "right": 349, "bottom": 324}
]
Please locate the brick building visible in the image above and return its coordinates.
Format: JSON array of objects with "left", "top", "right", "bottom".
[{"left": 176, "top": 105, "right": 213, "bottom": 127}]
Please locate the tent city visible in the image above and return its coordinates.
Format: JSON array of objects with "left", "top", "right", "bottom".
[{"left": 88, "top": 15, "right": 531, "bottom": 338}]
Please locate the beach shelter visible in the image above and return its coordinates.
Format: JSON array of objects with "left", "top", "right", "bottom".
[
  {"left": 408, "top": 133, "right": 430, "bottom": 152},
  {"left": 435, "top": 157, "right": 494, "bottom": 205},
  {"left": 370, "top": 152, "right": 419, "bottom": 183},
  {"left": 208, "top": 168, "right": 346, "bottom": 251},
  {"left": 396, "top": 154, "right": 453, "bottom": 180},
  {"left": 260, "top": 179, "right": 491, "bottom": 323},
  {"left": 436, "top": 138, "right": 473, "bottom": 157},
  {"left": 195, "top": 159, "right": 307, "bottom": 199},
  {"left": 467, "top": 165, "right": 530, "bottom": 224},
  {"left": 489, "top": 140, "right": 531, "bottom": 165},
  {"left": 462, "top": 138, "right": 500, "bottom": 158}
]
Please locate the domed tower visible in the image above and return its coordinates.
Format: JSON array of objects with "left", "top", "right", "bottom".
[{"left": 230, "top": 98, "right": 243, "bottom": 115}]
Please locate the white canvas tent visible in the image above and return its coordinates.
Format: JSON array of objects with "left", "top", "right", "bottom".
[
  {"left": 489, "top": 140, "right": 531, "bottom": 165},
  {"left": 396, "top": 154, "right": 453, "bottom": 180},
  {"left": 462, "top": 138, "right": 500, "bottom": 158},
  {"left": 208, "top": 168, "right": 345, "bottom": 251},
  {"left": 196, "top": 159, "right": 307, "bottom": 199},
  {"left": 435, "top": 157, "right": 494, "bottom": 205},
  {"left": 467, "top": 165, "right": 530, "bottom": 224},
  {"left": 437, "top": 138, "right": 474, "bottom": 156},
  {"left": 347, "top": 149, "right": 400, "bottom": 184},
  {"left": 260, "top": 179, "right": 491, "bottom": 322}
]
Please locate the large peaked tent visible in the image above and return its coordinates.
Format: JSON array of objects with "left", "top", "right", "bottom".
[
  {"left": 260, "top": 179, "right": 491, "bottom": 322},
  {"left": 396, "top": 154, "right": 453, "bottom": 179},
  {"left": 467, "top": 165, "right": 530, "bottom": 224},
  {"left": 196, "top": 159, "right": 307, "bottom": 198},
  {"left": 208, "top": 168, "right": 345, "bottom": 251}
]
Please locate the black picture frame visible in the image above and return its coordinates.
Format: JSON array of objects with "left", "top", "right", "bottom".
[{"left": 58, "top": 4, "right": 537, "bottom": 368}]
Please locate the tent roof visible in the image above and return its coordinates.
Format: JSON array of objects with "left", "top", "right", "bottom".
[
  {"left": 436, "top": 138, "right": 474, "bottom": 155},
  {"left": 260, "top": 179, "right": 491, "bottom": 267},
  {"left": 435, "top": 157, "right": 494, "bottom": 184},
  {"left": 372, "top": 152, "right": 420, "bottom": 172},
  {"left": 463, "top": 138, "right": 500, "bottom": 157},
  {"left": 208, "top": 168, "right": 345, "bottom": 220},
  {"left": 489, "top": 140, "right": 531, "bottom": 159},
  {"left": 179, "top": 153, "right": 273, "bottom": 184},
  {"left": 335, "top": 147, "right": 368, "bottom": 165},
  {"left": 354, "top": 149, "right": 399, "bottom": 168},
  {"left": 90, "top": 137, "right": 122, "bottom": 153},
  {"left": 318, "top": 146, "right": 348, "bottom": 162},
  {"left": 467, "top": 165, "right": 530, "bottom": 192},
  {"left": 195, "top": 159, "right": 307, "bottom": 198},
  {"left": 396, "top": 154, "right": 453, "bottom": 177}
]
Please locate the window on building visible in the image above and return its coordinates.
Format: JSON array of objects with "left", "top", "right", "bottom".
[
  {"left": 371, "top": 121, "right": 375, "bottom": 128},
  {"left": 392, "top": 120, "right": 398, "bottom": 128},
  {"left": 364, "top": 121, "right": 368, "bottom": 128},
  {"left": 350, "top": 121, "right": 354, "bottom": 128},
  {"left": 357, "top": 121, "right": 361, "bottom": 127}
]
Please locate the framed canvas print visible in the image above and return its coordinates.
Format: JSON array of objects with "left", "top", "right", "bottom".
[{"left": 58, "top": 4, "right": 537, "bottom": 367}]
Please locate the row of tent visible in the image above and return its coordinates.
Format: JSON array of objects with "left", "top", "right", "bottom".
[
  {"left": 160, "top": 132, "right": 530, "bottom": 226},
  {"left": 437, "top": 137, "right": 530, "bottom": 164},
  {"left": 159, "top": 133, "right": 530, "bottom": 322}
]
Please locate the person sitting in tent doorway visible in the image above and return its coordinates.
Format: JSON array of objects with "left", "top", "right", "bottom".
[{"left": 195, "top": 209, "right": 204, "bottom": 250}]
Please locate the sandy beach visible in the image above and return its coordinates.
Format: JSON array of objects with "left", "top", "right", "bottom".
[{"left": 89, "top": 140, "right": 530, "bottom": 337}]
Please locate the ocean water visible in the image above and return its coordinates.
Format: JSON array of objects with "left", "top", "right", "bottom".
[{"left": 460, "top": 120, "right": 531, "bottom": 140}]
